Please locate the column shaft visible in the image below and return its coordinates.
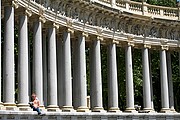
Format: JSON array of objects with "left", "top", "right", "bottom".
[
  {"left": 149, "top": 51, "right": 154, "bottom": 109},
  {"left": 3, "top": 6, "right": 16, "bottom": 108},
  {"left": 160, "top": 49, "right": 169, "bottom": 112},
  {"left": 108, "top": 43, "right": 120, "bottom": 112},
  {"left": 125, "top": 45, "right": 135, "bottom": 112},
  {"left": 47, "top": 26, "right": 59, "bottom": 111},
  {"left": 62, "top": 29, "right": 73, "bottom": 111},
  {"left": 42, "top": 29, "right": 47, "bottom": 107},
  {"left": 90, "top": 39, "right": 104, "bottom": 112},
  {"left": 167, "top": 52, "right": 175, "bottom": 111},
  {"left": 76, "top": 33, "right": 89, "bottom": 112},
  {"left": 73, "top": 39, "right": 78, "bottom": 109},
  {"left": 142, "top": 47, "right": 152, "bottom": 111},
  {"left": 33, "top": 20, "right": 43, "bottom": 106},
  {"left": 0, "top": 0, "right": 2, "bottom": 106},
  {"left": 57, "top": 36, "right": 63, "bottom": 108},
  {"left": 17, "top": 14, "right": 30, "bottom": 110}
]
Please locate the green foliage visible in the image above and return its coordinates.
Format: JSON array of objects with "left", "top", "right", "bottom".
[{"left": 132, "top": 0, "right": 177, "bottom": 7}]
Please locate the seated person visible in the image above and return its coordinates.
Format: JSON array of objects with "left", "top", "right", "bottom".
[{"left": 29, "top": 93, "right": 43, "bottom": 115}]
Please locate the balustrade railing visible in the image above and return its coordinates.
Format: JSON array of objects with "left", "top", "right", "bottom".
[
  {"left": 129, "top": 1, "right": 142, "bottom": 12},
  {"left": 99, "top": 0, "right": 111, "bottom": 4},
  {"left": 99, "top": 0, "right": 179, "bottom": 19},
  {"left": 31, "top": 0, "right": 180, "bottom": 20},
  {"left": 147, "top": 5, "right": 161, "bottom": 15},
  {"left": 116, "top": 0, "right": 126, "bottom": 8}
]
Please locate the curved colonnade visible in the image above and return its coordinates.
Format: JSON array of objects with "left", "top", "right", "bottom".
[{"left": 1, "top": 0, "right": 180, "bottom": 114}]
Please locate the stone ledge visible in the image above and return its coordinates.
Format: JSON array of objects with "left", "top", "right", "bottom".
[
  {"left": 0, "top": 111, "right": 180, "bottom": 120},
  {"left": 0, "top": 110, "right": 180, "bottom": 116}
]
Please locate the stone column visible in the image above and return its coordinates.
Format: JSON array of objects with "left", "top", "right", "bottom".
[
  {"left": 76, "top": 32, "right": 89, "bottom": 112},
  {"left": 3, "top": 4, "right": 16, "bottom": 110},
  {"left": 90, "top": 37, "right": 104, "bottom": 112},
  {"left": 17, "top": 11, "right": 31, "bottom": 111},
  {"left": 0, "top": 0, "right": 2, "bottom": 108},
  {"left": 167, "top": 51, "right": 175, "bottom": 112},
  {"left": 42, "top": 29, "right": 47, "bottom": 107},
  {"left": 142, "top": 46, "right": 152, "bottom": 112},
  {"left": 125, "top": 44, "right": 135, "bottom": 112},
  {"left": 149, "top": 50, "right": 154, "bottom": 110},
  {"left": 57, "top": 34, "right": 63, "bottom": 108},
  {"left": 61, "top": 28, "right": 74, "bottom": 112},
  {"left": 107, "top": 41, "right": 120, "bottom": 112},
  {"left": 32, "top": 18, "right": 44, "bottom": 107},
  {"left": 72, "top": 39, "right": 78, "bottom": 109},
  {"left": 160, "top": 47, "right": 170, "bottom": 112},
  {"left": 47, "top": 24, "right": 59, "bottom": 111}
]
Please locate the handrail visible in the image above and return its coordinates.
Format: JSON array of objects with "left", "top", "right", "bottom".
[{"left": 97, "top": 0, "right": 180, "bottom": 20}]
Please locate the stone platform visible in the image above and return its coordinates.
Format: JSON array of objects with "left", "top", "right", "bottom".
[{"left": 0, "top": 111, "right": 180, "bottom": 120}]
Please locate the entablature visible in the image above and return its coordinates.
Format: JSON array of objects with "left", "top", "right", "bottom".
[{"left": 2, "top": 0, "right": 180, "bottom": 50}]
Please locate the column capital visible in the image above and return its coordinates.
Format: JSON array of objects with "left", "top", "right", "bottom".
[
  {"left": 66, "top": 27, "right": 74, "bottom": 34},
  {"left": 127, "top": 42, "right": 134, "bottom": 47},
  {"left": 143, "top": 44, "right": 151, "bottom": 49},
  {"left": 39, "top": 16, "right": 46, "bottom": 23},
  {"left": 97, "top": 36, "right": 103, "bottom": 41},
  {"left": 161, "top": 45, "right": 169, "bottom": 50},
  {"left": 25, "top": 9, "right": 32, "bottom": 17},
  {"left": 107, "top": 39, "right": 119, "bottom": 45},
  {"left": 16, "top": 8, "right": 32, "bottom": 17},
  {"left": 4, "top": 0, "right": 19, "bottom": 8},
  {"left": 30, "top": 15, "right": 46, "bottom": 24},
  {"left": 126, "top": 35, "right": 134, "bottom": 46},
  {"left": 45, "top": 22, "right": 59, "bottom": 29},
  {"left": 82, "top": 32, "right": 88, "bottom": 38},
  {"left": 12, "top": 0, "right": 19, "bottom": 9},
  {"left": 53, "top": 23, "right": 59, "bottom": 29},
  {"left": 75, "top": 31, "right": 88, "bottom": 38}
]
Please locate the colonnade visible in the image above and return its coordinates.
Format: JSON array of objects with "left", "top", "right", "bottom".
[{"left": 0, "top": 0, "right": 177, "bottom": 113}]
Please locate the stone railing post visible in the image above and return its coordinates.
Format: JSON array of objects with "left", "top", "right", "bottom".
[
  {"left": 142, "top": 0, "right": 147, "bottom": 15},
  {"left": 178, "top": 2, "right": 180, "bottom": 20},
  {"left": 111, "top": 0, "right": 116, "bottom": 7},
  {"left": 125, "top": 0, "right": 130, "bottom": 10}
]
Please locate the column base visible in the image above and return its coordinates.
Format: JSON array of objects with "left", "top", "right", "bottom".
[
  {"left": 3, "top": 103, "right": 17, "bottom": 111},
  {"left": 142, "top": 108, "right": 154, "bottom": 113},
  {"left": 92, "top": 107, "right": 106, "bottom": 112},
  {"left": 170, "top": 108, "right": 176, "bottom": 113},
  {"left": 125, "top": 107, "right": 137, "bottom": 113},
  {"left": 17, "top": 104, "right": 32, "bottom": 111},
  {"left": 61, "top": 106, "right": 75, "bottom": 112},
  {"left": 39, "top": 105, "right": 46, "bottom": 112},
  {"left": 77, "top": 106, "right": 90, "bottom": 112},
  {"left": 47, "top": 105, "right": 60, "bottom": 112},
  {"left": 169, "top": 107, "right": 176, "bottom": 113},
  {"left": 0, "top": 102, "right": 4, "bottom": 110},
  {"left": 108, "top": 107, "right": 122, "bottom": 113},
  {"left": 160, "top": 108, "right": 170, "bottom": 113}
]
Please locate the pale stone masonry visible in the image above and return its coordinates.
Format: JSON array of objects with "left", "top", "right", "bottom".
[{"left": 1, "top": 0, "right": 180, "bottom": 119}]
